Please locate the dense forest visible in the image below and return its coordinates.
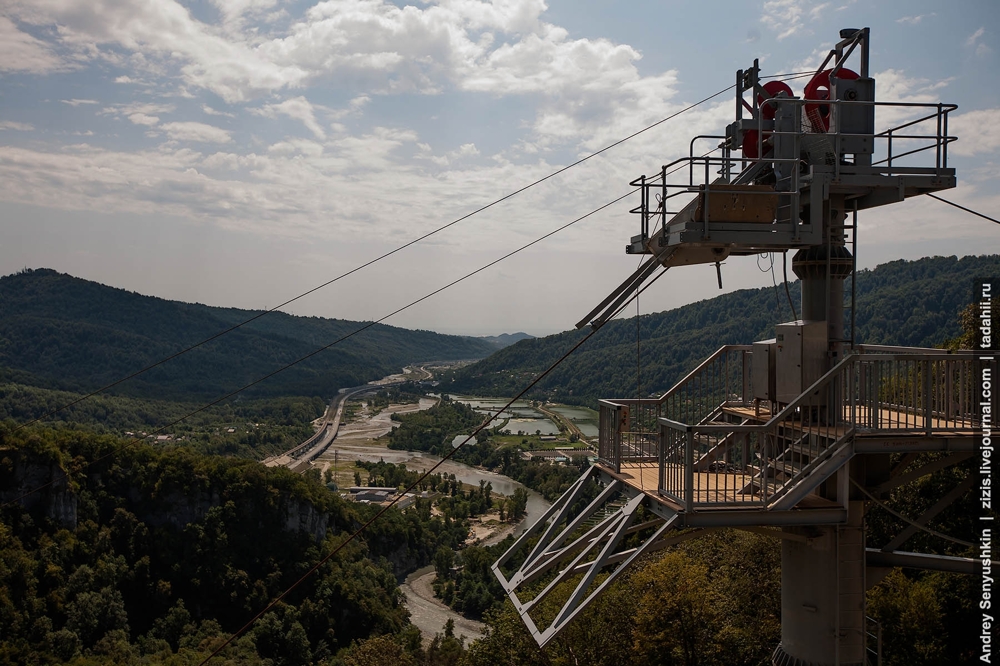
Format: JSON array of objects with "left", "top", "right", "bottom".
[
  {"left": 0, "top": 426, "right": 475, "bottom": 665},
  {"left": 447, "top": 254, "right": 1000, "bottom": 405},
  {"left": 0, "top": 383, "right": 328, "bottom": 458},
  {"left": 0, "top": 269, "right": 497, "bottom": 401}
]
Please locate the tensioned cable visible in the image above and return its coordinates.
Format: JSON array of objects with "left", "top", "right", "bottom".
[
  {"left": 782, "top": 251, "right": 798, "bottom": 321},
  {"left": 926, "top": 193, "right": 1000, "bottom": 225},
  {"left": 14, "top": 83, "right": 740, "bottom": 432},
  {"left": 196, "top": 331, "right": 598, "bottom": 665},
  {"left": 3, "top": 189, "right": 636, "bottom": 508},
  {"left": 850, "top": 478, "right": 974, "bottom": 549},
  {"left": 194, "top": 237, "right": 672, "bottom": 666}
]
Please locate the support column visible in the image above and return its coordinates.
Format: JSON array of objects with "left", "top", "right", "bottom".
[
  {"left": 776, "top": 198, "right": 864, "bottom": 666},
  {"left": 775, "top": 501, "right": 866, "bottom": 665}
]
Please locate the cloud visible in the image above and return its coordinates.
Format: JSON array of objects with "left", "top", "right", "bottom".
[
  {"left": 203, "top": 105, "right": 235, "bottom": 117},
  {"left": 896, "top": 13, "right": 934, "bottom": 26},
  {"left": 0, "top": 16, "right": 64, "bottom": 73},
  {"left": 61, "top": 99, "right": 100, "bottom": 107},
  {"left": 7, "top": 0, "right": 310, "bottom": 102},
  {"left": 254, "top": 96, "right": 326, "bottom": 139},
  {"left": 128, "top": 113, "right": 160, "bottom": 126},
  {"left": 160, "top": 121, "right": 233, "bottom": 143},
  {"left": 760, "top": 0, "right": 809, "bottom": 40},
  {"left": 4, "top": 0, "right": 683, "bottom": 127},
  {"left": 422, "top": 142, "right": 480, "bottom": 166},
  {"left": 115, "top": 75, "right": 135, "bottom": 83},
  {"left": 948, "top": 109, "right": 1000, "bottom": 156},
  {"left": 101, "top": 102, "right": 175, "bottom": 120},
  {"left": 0, "top": 121, "right": 35, "bottom": 131}
]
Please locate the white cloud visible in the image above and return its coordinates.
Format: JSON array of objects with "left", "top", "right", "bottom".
[
  {"left": 203, "top": 105, "right": 235, "bottom": 117},
  {"left": 128, "top": 113, "right": 160, "bottom": 126},
  {"left": 422, "top": 141, "right": 480, "bottom": 166},
  {"left": 0, "top": 16, "right": 64, "bottom": 73},
  {"left": 8, "top": 0, "right": 310, "bottom": 102},
  {"left": 115, "top": 75, "right": 135, "bottom": 83},
  {"left": 761, "top": 0, "right": 809, "bottom": 40},
  {"left": 4, "top": 0, "right": 684, "bottom": 126},
  {"left": 101, "top": 102, "right": 175, "bottom": 119},
  {"left": 0, "top": 121, "right": 35, "bottom": 131},
  {"left": 160, "top": 121, "right": 233, "bottom": 143},
  {"left": 61, "top": 99, "right": 100, "bottom": 107},
  {"left": 963, "top": 28, "right": 994, "bottom": 57},
  {"left": 211, "top": 0, "right": 279, "bottom": 26},
  {"left": 897, "top": 14, "right": 934, "bottom": 26},
  {"left": 254, "top": 96, "right": 326, "bottom": 139},
  {"left": 948, "top": 109, "right": 1000, "bottom": 156}
]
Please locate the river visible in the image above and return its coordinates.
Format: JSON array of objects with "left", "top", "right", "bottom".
[{"left": 313, "top": 394, "right": 553, "bottom": 644}]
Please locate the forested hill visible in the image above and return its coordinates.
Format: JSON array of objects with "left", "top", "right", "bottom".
[
  {"left": 0, "top": 269, "right": 496, "bottom": 400},
  {"left": 448, "top": 254, "right": 1000, "bottom": 405}
]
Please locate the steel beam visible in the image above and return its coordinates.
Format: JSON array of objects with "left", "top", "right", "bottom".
[
  {"left": 881, "top": 473, "right": 975, "bottom": 551},
  {"left": 865, "top": 549, "right": 980, "bottom": 575},
  {"left": 876, "top": 452, "right": 973, "bottom": 493}
]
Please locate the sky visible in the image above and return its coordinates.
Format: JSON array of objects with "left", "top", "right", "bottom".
[{"left": 1, "top": 0, "right": 998, "bottom": 337}]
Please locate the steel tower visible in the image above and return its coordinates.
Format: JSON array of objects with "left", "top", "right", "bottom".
[{"left": 493, "top": 28, "right": 987, "bottom": 665}]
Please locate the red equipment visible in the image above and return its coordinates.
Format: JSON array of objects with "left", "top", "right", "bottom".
[
  {"left": 804, "top": 67, "right": 859, "bottom": 131},
  {"left": 743, "top": 80, "right": 794, "bottom": 158}
]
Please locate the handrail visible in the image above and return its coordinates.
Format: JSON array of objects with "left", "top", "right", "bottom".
[{"left": 639, "top": 349, "right": 984, "bottom": 510}]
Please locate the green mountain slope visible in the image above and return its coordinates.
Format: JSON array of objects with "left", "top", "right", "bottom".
[
  {"left": 448, "top": 254, "right": 999, "bottom": 405},
  {"left": 0, "top": 269, "right": 495, "bottom": 400}
]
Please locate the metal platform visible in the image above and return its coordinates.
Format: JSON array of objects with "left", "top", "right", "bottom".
[
  {"left": 497, "top": 27, "right": 984, "bottom": 663},
  {"left": 493, "top": 344, "right": 986, "bottom": 648}
]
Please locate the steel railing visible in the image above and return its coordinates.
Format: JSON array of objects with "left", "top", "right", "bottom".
[
  {"left": 599, "top": 348, "right": 985, "bottom": 511},
  {"left": 597, "top": 345, "right": 752, "bottom": 473}
]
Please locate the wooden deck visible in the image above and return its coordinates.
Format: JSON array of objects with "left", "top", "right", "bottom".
[
  {"left": 721, "top": 405, "right": 977, "bottom": 438},
  {"left": 610, "top": 462, "right": 840, "bottom": 510}
]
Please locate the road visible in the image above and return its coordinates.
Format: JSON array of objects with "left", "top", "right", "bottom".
[
  {"left": 536, "top": 402, "right": 587, "bottom": 442},
  {"left": 262, "top": 365, "right": 430, "bottom": 474},
  {"left": 261, "top": 384, "right": 376, "bottom": 472}
]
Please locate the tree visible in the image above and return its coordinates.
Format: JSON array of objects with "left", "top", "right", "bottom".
[
  {"left": 510, "top": 488, "right": 528, "bottom": 521},
  {"left": 343, "top": 635, "right": 416, "bottom": 666}
]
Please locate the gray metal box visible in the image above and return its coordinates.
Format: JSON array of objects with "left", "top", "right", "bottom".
[
  {"left": 752, "top": 339, "right": 776, "bottom": 402},
  {"left": 832, "top": 77, "right": 875, "bottom": 155},
  {"left": 775, "top": 321, "right": 828, "bottom": 404}
]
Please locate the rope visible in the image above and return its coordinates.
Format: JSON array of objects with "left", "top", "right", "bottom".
[
  {"left": 926, "top": 193, "right": 1000, "bottom": 225},
  {"left": 3, "top": 190, "right": 635, "bottom": 508}
]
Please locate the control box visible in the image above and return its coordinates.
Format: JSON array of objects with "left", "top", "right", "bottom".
[
  {"left": 775, "top": 320, "right": 828, "bottom": 404},
  {"left": 752, "top": 338, "right": 776, "bottom": 402}
]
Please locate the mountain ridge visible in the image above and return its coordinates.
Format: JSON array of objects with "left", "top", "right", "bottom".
[
  {"left": 446, "top": 254, "right": 1000, "bottom": 405},
  {"left": 0, "top": 268, "right": 496, "bottom": 400}
]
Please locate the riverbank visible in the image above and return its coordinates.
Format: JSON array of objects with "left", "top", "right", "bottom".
[{"left": 400, "top": 566, "right": 485, "bottom": 647}]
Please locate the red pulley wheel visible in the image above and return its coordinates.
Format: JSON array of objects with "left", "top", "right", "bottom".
[
  {"left": 758, "top": 80, "right": 793, "bottom": 121},
  {"left": 804, "top": 67, "right": 859, "bottom": 131},
  {"left": 742, "top": 80, "right": 793, "bottom": 158}
]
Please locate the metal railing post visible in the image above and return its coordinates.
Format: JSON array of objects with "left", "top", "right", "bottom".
[
  {"left": 924, "top": 360, "right": 932, "bottom": 435},
  {"left": 743, "top": 349, "right": 751, "bottom": 404},
  {"left": 658, "top": 424, "right": 666, "bottom": 494},
  {"left": 685, "top": 428, "right": 695, "bottom": 510}
]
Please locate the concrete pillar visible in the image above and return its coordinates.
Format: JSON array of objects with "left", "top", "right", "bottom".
[
  {"left": 776, "top": 198, "right": 863, "bottom": 666},
  {"left": 775, "top": 502, "right": 866, "bottom": 665}
]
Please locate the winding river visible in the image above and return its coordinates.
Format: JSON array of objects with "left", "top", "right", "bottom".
[{"left": 313, "top": 394, "right": 553, "bottom": 644}]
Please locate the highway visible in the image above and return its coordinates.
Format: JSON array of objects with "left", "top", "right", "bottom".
[
  {"left": 262, "top": 384, "right": 378, "bottom": 473},
  {"left": 261, "top": 369, "right": 418, "bottom": 474}
]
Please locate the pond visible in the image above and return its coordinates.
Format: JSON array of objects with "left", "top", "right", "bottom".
[{"left": 549, "top": 405, "right": 600, "bottom": 438}]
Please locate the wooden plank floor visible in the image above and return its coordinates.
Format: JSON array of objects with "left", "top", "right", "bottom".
[
  {"left": 611, "top": 462, "right": 839, "bottom": 510},
  {"left": 721, "top": 405, "right": 976, "bottom": 437}
]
